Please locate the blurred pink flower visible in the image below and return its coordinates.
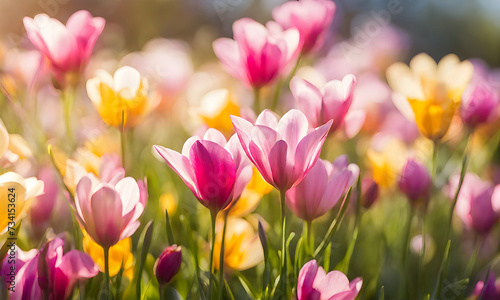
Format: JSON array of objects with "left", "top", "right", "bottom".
[
  {"left": 473, "top": 271, "right": 500, "bottom": 299},
  {"left": 360, "top": 177, "right": 379, "bottom": 209},
  {"left": 461, "top": 83, "right": 499, "bottom": 128},
  {"left": 272, "top": 0, "right": 336, "bottom": 54},
  {"left": 297, "top": 260, "right": 362, "bottom": 300},
  {"left": 449, "top": 173, "right": 499, "bottom": 234},
  {"left": 231, "top": 109, "right": 331, "bottom": 192},
  {"left": 23, "top": 10, "right": 105, "bottom": 84},
  {"left": 290, "top": 74, "right": 362, "bottom": 137},
  {"left": 37, "top": 237, "right": 98, "bottom": 300},
  {"left": 398, "top": 158, "right": 431, "bottom": 206},
  {"left": 1, "top": 246, "right": 38, "bottom": 299},
  {"left": 213, "top": 18, "right": 299, "bottom": 89},
  {"left": 286, "top": 156, "right": 359, "bottom": 222},
  {"left": 154, "top": 128, "right": 252, "bottom": 214},
  {"left": 75, "top": 174, "right": 147, "bottom": 248},
  {"left": 30, "top": 167, "right": 58, "bottom": 226}
]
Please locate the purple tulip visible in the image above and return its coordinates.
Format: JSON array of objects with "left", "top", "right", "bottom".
[
  {"left": 154, "top": 245, "right": 182, "bottom": 285},
  {"left": 398, "top": 158, "right": 431, "bottom": 206}
]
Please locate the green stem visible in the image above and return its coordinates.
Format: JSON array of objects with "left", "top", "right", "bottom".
[
  {"left": 280, "top": 190, "right": 288, "bottom": 296},
  {"left": 253, "top": 88, "right": 261, "bottom": 114},
  {"left": 464, "top": 236, "right": 482, "bottom": 280},
  {"left": 208, "top": 210, "right": 217, "bottom": 298},
  {"left": 63, "top": 88, "right": 75, "bottom": 145},
  {"left": 418, "top": 208, "right": 427, "bottom": 299},
  {"left": 217, "top": 211, "right": 229, "bottom": 300},
  {"left": 104, "top": 247, "right": 111, "bottom": 300},
  {"left": 431, "top": 142, "right": 440, "bottom": 181},
  {"left": 400, "top": 204, "right": 414, "bottom": 299},
  {"left": 158, "top": 284, "right": 164, "bottom": 300},
  {"left": 120, "top": 111, "right": 126, "bottom": 170},
  {"left": 305, "top": 221, "right": 313, "bottom": 256},
  {"left": 165, "top": 209, "right": 175, "bottom": 246}
]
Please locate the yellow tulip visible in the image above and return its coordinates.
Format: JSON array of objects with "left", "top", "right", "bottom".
[
  {"left": 0, "top": 172, "right": 44, "bottom": 234},
  {"left": 387, "top": 53, "right": 473, "bottom": 141},
  {"left": 213, "top": 217, "right": 264, "bottom": 271},
  {"left": 196, "top": 89, "right": 240, "bottom": 134},
  {"left": 82, "top": 229, "right": 134, "bottom": 279},
  {"left": 366, "top": 138, "right": 407, "bottom": 188},
  {"left": 86, "top": 66, "right": 160, "bottom": 128},
  {"left": 229, "top": 168, "right": 272, "bottom": 217}
]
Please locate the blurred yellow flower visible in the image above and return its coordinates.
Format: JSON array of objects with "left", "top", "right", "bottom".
[
  {"left": 86, "top": 66, "right": 160, "bottom": 128},
  {"left": 82, "top": 229, "right": 134, "bottom": 279},
  {"left": 213, "top": 217, "right": 264, "bottom": 272},
  {"left": 367, "top": 138, "right": 407, "bottom": 188},
  {"left": 387, "top": 53, "right": 473, "bottom": 141},
  {"left": 196, "top": 89, "right": 240, "bottom": 134},
  {"left": 229, "top": 168, "right": 272, "bottom": 217},
  {"left": 160, "top": 192, "right": 178, "bottom": 216},
  {"left": 0, "top": 172, "right": 44, "bottom": 234},
  {"left": 84, "top": 131, "right": 121, "bottom": 157}
]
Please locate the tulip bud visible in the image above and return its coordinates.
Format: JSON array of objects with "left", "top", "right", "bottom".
[
  {"left": 360, "top": 178, "right": 379, "bottom": 209},
  {"left": 154, "top": 245, "right": 182, "bottom": 285},
  {"left": 398, "top": 158, "right": 431, "bottom": 206}
]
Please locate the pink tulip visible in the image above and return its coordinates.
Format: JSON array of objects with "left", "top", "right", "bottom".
[
  {"left": 449, "top": 173, "right": 499, "bottom": 234},
  {"left": 461, "top": 83, "right": 499, "bottom": 128},
  {"left": 286, "top": 156, "right": 359, "bottom": 222},
  {"left": 472, "top": 271, "right": 500, "bottom": 299},
  {"left": 154, "top": 128, "right": 252, "bottom": 214},
  {"left": 290, "top": 75, "right": 357, "bottom": 136},
  {"left": 1, "top": 246, "right": 38, "bottom": 298},
  {"left": 231, "top": 109, "right": 332, "bottom": 192},
  {"left": 297, "top": 260, "right": 362, "bottom": 300},
  {"left": 360, "top": 177, "right": 379, "bottom": 209},
  {"left": 213, "top": 18, "right": 299, "bottom": 89},
  {"left": 23, "top": 10, "right": 105, "bottom": 84},
  {"left": 30, "top": 167, "right": 58, "bottom": 226},
  {"left": 272, "top": 0, "right": 336, "bottom": 54},
  {"left": 37, "top": 238, "right": 98, "bottom": 300},
  {"left": 154, "top": 244, "right": 182, "bottom": 285},
  {"left": 75, "top": 174, "right": 147, "bottom": 248},
  {"left": 398, "top": 158, "right": 431, "bottom": 206}
]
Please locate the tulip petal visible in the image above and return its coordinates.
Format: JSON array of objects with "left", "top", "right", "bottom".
[
  {"left": 90, "top": 186, "right": 123, "bottom": 247},
  {"left": 297, "top": 260, "right": 320, "bottom": 300},
  {"left": 277, "top": 109, "right": 309, "bottom": 153},
  {"left": 290, "top": 77, "right": 323, "bottom": 127},
  {"left": 255, "top": 109, "right": 279, "bottom": 128},
  {"left": 268, "top": 140, "right": 289, "bottom": 191},
  {"left": 294, "top": 120, "right": 332, "bottom": 180}
]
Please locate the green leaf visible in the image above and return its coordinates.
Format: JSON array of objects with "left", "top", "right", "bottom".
[{"left": 136, "top": 220, "right": 154, "bottom": 300}]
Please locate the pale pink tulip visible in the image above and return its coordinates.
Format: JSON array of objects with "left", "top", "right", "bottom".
[
  {"left": 272, "top": 0, "right": 336, "bottom": 54},
  {"left": 23, "top": 10, "right": 105, "bottom": 84},
  {"left": 286, "top": 156, "right": 359, "bottom": 222},
  {"left": 297, "top": 260, "right": 362, "bottom": 300},
  {"left": 75, "top": 174, "right": 147, "bottom": 248},
  {"left": 154, "top": 128, "right": 252, "bottom": 214},
  {"left": 398, "top": 158, "right": 431, "bottom": 206},
  {"left": 37, "top": 238, "right": 98, "bottom": 299},
  {"left": 213, "top": 18, "right": 299, "bottom": 89},
  {"left": 290, "top": 75, "right": 357, "bottom": 136},
  {"left": 231, "top": 109, "right": 332, "bottom": 192},
  {"left": 449, "top": 173, "right": 499, "bottom": 234}
]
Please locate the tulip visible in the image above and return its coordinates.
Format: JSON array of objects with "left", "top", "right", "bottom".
[
  {"left": 86, "top": 66, "right": 160, "bottom": 128},
  {"left": 461, "top": 83, "right": 499, "bottom": 128},
  {"left": 449, "top": 173, "right": 499, "bottom": 234},
  {"left": 286, "top": 156, "right": 359, "bottom": 222},
  {"left": 23, "top": 10, "right": 105, "bottom": 85},
  {"left": 37, "top": 238, "right": 98, "bottom": 300},
  {"left": 75, "top": 174, "right": 147, "bottom": 249},
  {"left": 1, "top": 246, "right": 38, "bottom": 293},
  {"left": 272, "top": 0, "right": 336, "bottom": 54},
  {"left": 213, "top": 18, "right": 299, "bottom": 89},
  {"left": 2, "top": 246, "right": 40, "bottom": 300},
  {"left": 196, "top": 89, "right": 241, "bottom": 135},
  {"left": 290, "top": 74, "right": 357, "bottom": 136},
  {"left": 154, "top": 128, "right": 252, "bottom": 215},
  {"left": 231, "top": 109, "right": 332, "bottom": 192},
  {"left": 213, "top": 217, "right": 264, "bottom": 271},
  {"left": 360, "top": 178, "right": 379, "bottom": 209},
  {"left": 29, "top": 167, "right": 59, "bottom": 235},
  {"left": 154, "top": 245, "right": 182, "bottom": 285},
  {"left": 0, "top": 172, "right": 44, "bottom": 235},
  {"left": 472, "top": 271, "right": 500, "bottom": 299},
  {"left": 297, "top": 260, "right": 362, "bottom": 300},
  {"left": 82, "top": 230, "right": 134, "bottom": 279},
  {"left": 0, "top": 118, "right": 8, "bottom": 159},
  {"left": 387, "top": 53, "right": 473, "bottom": 141},
  {"left": 398, "top": 158, "right": 431, "bottom": 206}
]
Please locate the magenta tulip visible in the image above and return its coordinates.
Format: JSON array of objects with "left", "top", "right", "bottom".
[
  {"left": 37, "top": 238, "right": 98, "bottom": 300},
  {"left": 75, "top": 174, "right": 147, "bottom": 248},
  {"left": 154, "top": 128, "right": 252, "bottom": 214},
  {"left": 472, "top": 271, "right": 500, "bottom": 299},
  {"left": 360, "top": 178, "right": 379, "bottom": 209},
  {"left": 272, "top": 0, "right": 336, "bottom": 54},
  {"left": 1, "top": 246, "right": 38, "bottom": 299},
  {"left": 461, "top": 83, "right": 499, "bottom": 128},
  {"left": 297, "top": 260, "right": 362, "bottom": 300},
  {"left": 23, "top": 10, "right": 105, "bottom": 84},
  {"left": 398, "top": 158, "right": 432, "bottom": 206},
  {"left": 449, "top": 173, "right": 499, "bottom": 234},
  {"left": 231, "top": 109, "right": 332, "bottom": 192},
  {"left": 290, "top": 75, "right": 357, "bottom": 136},
  {"left": 213, "top": 18, "right": 299, "bottom": 89},
  {"left": 286, "top": 156, "right": 359, "bottom": 222},
  {"left": 154, "top": 244, "right": 182, "bottom": 285}
]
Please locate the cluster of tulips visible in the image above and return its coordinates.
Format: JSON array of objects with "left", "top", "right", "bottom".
[{"left": 1, "top": 0, "right": 500, "bottom": 299}]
